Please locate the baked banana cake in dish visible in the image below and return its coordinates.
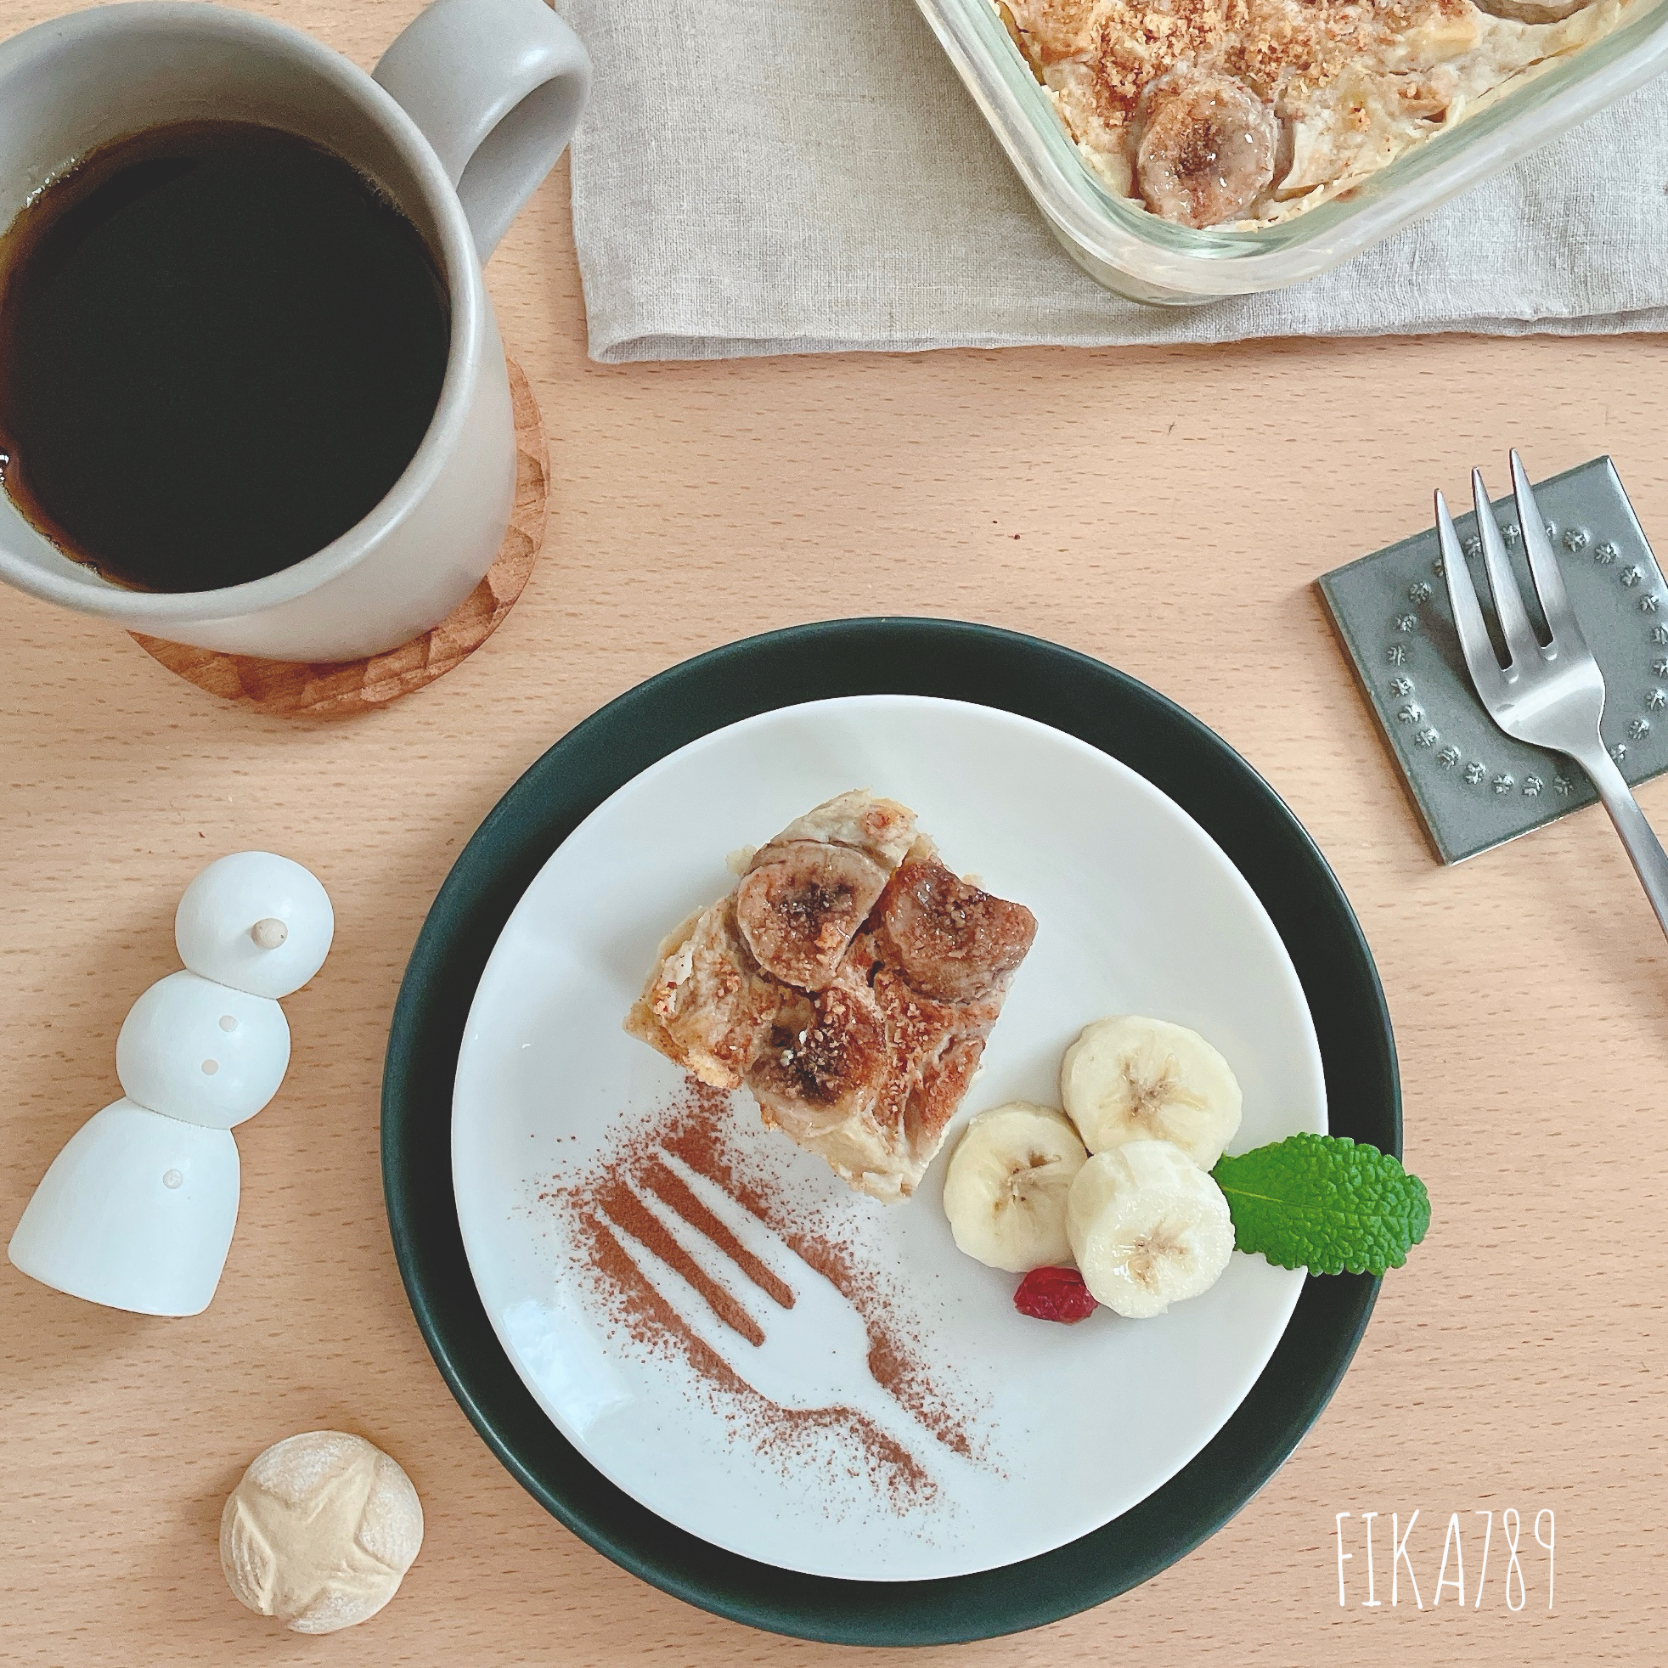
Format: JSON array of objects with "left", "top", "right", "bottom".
[
  {"left": 626, "top": 791, "right": 1038, "bottom": 1203},
  {"left": 997, "top": 0, "right": 1635, "bottom": 226}
]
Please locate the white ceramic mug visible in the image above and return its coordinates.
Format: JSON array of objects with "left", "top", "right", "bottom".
[{"left": 0, "top": 0, "right": 590, "bottom": 661}]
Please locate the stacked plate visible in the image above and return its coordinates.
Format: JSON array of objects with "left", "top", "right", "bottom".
[{"left": 381, "top": 618, "right": 1397, "bottom": 1643}]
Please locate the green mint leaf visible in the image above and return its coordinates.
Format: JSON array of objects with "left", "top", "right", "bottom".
[{"left": 1211, "top": 1133, "right": 1429, "bottom": 1276}]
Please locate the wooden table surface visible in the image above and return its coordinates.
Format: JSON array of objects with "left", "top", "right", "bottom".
[{"left": 3, "top": 2, "right": 1665, "bottom": 1661}]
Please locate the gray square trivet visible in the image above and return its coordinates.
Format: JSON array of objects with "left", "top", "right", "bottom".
[{"left": 1319, "top": 457, "right": 1668, "bottom": 865}]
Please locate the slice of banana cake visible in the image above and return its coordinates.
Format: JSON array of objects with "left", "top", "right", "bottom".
[{"left": 626, "top": 790, "right": 1037, "bottom": 1202}]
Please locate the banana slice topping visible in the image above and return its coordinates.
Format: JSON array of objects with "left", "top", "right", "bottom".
[
  {"left": 942, "top": 1015, "right": 1248, "bottom": 1320},
  {"left": 1061, "top": 1014, "right": 1243, "bottom": 1170},
  {"left": 1066, "top": 1139, "right": 1235, "bottom": 1318},
  {"left": 941, "top": 1102, "right": 1087, "bottom": 1273}
]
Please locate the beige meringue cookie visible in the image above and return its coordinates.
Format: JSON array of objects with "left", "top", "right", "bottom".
[{"left": 220, "top": 1431, "right": 423, "bottom": 1633}]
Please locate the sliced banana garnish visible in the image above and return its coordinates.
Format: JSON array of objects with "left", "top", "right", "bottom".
[
  {"left": 1066, "top": 1139, "right": 1234, "bottom": 1318},
  {"left": 941, "top": 1102, "right": 1087, "bottom": 1273},
  {"left": 1060, "top": 1014, "right": 1242, "bottom": 1170}
]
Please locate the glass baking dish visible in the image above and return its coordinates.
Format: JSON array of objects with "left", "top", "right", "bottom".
[{"left": 913, "top": 0, "right": 1668, "bottom": 303}]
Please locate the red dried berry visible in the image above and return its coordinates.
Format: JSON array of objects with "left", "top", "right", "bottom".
[{"left": 1013, "top": 1266, "right": 1098, "bottom": 1324}]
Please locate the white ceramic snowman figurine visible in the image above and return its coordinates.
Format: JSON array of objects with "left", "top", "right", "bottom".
[{"left": 7, "top": 852, "right": 333, "bottom": 1316}]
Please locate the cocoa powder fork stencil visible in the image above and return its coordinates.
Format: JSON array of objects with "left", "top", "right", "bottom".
[
  {"left": 599, "top": 1147, "right": 953, "bottom": 1471},
  {"left": 1320, "top": 456, "right": 1668, "bottom": 865}
]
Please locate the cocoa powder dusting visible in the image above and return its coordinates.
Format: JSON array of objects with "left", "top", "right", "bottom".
[
  {"left": 637, "top": 1160, "right": 794, "bottom": 1311},
  {"left": 593, "top": 1174, "right": 765, "bottom": 1347},
  {"left": 542, "top": 1076, "right": 985, "bottom": 1513},
  {"left": 658, "top": 1083, "right": 979, "bottom": 1461}
]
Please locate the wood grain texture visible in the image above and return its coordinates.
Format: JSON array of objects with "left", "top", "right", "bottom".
[
  {"left": 130, "top": 360, "right": 548, "bottom": 718},
  {"left": 1, "top": 1, "right": 1664, "bottom": 1662}
]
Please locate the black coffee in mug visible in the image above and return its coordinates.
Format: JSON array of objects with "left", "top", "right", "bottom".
[{"left": 0, "top": 121, "right": 450, "bottom": 593}]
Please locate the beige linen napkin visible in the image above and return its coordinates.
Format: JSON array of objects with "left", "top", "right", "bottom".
[{"left": 556, "top": 0, "right": 1668, "bottom": 361}]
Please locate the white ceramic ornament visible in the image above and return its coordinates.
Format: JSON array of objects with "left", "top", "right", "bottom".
[
  {"left": 175, "top": 851, "right": 333, "bottom": 999},
  {"left": 117, "top": 973, "right": 290, "bottom": 1130},
  {"left": 7, "top": 852, "right": 333, "bottom": 1316},
  {"left": 7, "top": 1101, "right": 239, "bottom": 1316}
]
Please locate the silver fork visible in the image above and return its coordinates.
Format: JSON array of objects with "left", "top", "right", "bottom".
[
  {"left": 1436, "top": 452, "right": 1668, "bottom": 937},
  {"left": 602, "top": 1149, "right": 949, "bottom": 1468}
]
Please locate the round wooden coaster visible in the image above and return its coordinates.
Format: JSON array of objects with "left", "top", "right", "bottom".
[{"left": 131, "top": 359, "right": 548, "bottom": 719}]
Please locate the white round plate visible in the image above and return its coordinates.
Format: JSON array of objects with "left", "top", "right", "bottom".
[{"left": 452, "top": 695, "right": 1325, "bottom": 1581}]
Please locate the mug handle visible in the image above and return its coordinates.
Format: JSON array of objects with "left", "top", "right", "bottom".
[{"left": 373, "top": 0, "right": 592, "bottom": 261}]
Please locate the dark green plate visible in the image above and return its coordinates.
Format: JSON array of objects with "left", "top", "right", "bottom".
[{"left": 382, "top": 618, "right": 1398, "bottom": 1644}]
